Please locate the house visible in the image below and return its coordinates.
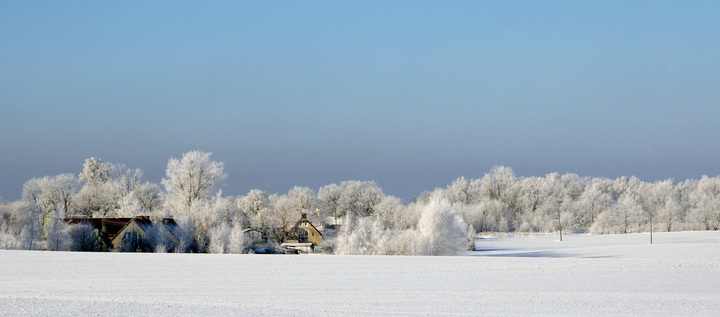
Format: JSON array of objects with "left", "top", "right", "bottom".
[
  {"left": 65, "top": 216, "right": 180, "bottom": 252},
  {"left": 283, "top": 213, "right": 323, "bottom": 252},
  {"left": 111, "top": 216, "right": 180, "bottom": 252},
  {"left": 64, "top": 217, "right": 136, "bottom": 250}
]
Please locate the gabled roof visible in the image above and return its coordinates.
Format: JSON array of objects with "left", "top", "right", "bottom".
[
  {"left": 111, "top": 216, "right": 179, "bottom": 244},
  {"left": 292, "top": 213, "right": 323, "bottom": 237},
  {"left": 160, "top": 218, "right": 180, "bottom": 239},
  {"left": 131, "top": 216, "right": 154, "bottom": 233}
]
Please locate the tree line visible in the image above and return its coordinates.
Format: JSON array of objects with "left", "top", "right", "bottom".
[{"left": 1, "top": 151, "right": 719, "bottom": 254}]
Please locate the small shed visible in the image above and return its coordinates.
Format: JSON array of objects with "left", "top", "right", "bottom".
[{"left": 280, "top": 242, "right": 314, "bottom": 254}]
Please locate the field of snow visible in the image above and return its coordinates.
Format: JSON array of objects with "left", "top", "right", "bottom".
[{"left": 1, "top": 231, "right": 718, "bottom": 316}]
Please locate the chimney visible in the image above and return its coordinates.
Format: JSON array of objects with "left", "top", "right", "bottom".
[{"left": 301, "top": 213, "right": 307, "bottom": 220}]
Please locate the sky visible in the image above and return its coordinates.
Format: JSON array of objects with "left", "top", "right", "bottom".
[{"left": 1, "top": 1, "right": 719, "bottom": 202}]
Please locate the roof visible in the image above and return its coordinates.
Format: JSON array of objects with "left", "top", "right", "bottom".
[
  {"left": 112, "top": 217, "right": 180, "bottom": 244},
  {"left": 242, "top": 227, "right": 264, "bottom": 234},
  {"left": 293, "top": 214, "right": 323, "bottom": 237},
  {"left": 64, "top": 217, "right": 134, "bottom": 241},
  {"left": 160, "top": 218, "right": 180, "bottom": 239},
  {"left": 132, "top": 217, "right": 154, "bottom": 233}
]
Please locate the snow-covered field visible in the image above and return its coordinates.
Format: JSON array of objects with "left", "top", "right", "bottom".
[{"left": 1, "top": 231, "right": 718, "bottom": 316}]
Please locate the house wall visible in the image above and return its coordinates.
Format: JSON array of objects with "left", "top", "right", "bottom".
[
  {"left": 111, "top": 221, "right": 146, "bottom": 251},
  {"left": 299, "top": 221, "right": 322, "bottom": 246}
]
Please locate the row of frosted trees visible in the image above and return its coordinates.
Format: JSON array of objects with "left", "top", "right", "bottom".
[
  {"left": 437, "top": 166, "right": 720, "bottom": 237},
  {"left": 1, "top": 152, "right": 719, "bottom": 254}
]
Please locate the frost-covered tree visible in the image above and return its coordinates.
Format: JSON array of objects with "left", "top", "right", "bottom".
[
  {"left": 589, "top": 179, "right": 641, "bottom": 235},
  {"left": 115, "top": 168, "right": 143, "bottom": 198},
  {"left": 375, "top": 195, "right": 413, "bottom": 230},
  {"left": 207, "top": 215, "right": 249, "bottom": 254},
  {"left": 79, "top": 157, "right": 112, "bottom": 185},
  {"left": 75, "top": 158, "right": 149, "bottom": 217},
  {"left": 48, "top": 174, "right": 79, "bottom": 217},
  {"left": 5, "top": 196, "right": 45, "bottom": 250},
  {"left": 162, "top": 151, "right": 227, "bottom": 216},
  {"left": 19, "top": 203, "right": 44, "bottom": 250},
  {"left": 0, "top": 201, "right": 40, "bottom": 250},
  {"left": 21, "top": 176, "right": 80, "bottom": 249},
  {"left": 484, "top": 166, "right": 521, "bottom": 220},
  {"left": 288, "top": 186, "right": 318, "bottom": 212},
  {"left": 76, "top": 157, "right": 118, "bottom": 217},
  {"left": 590, "top": 204, "right": 620, "bottom": 234},
  {"left": 208, "top": 222, "right": 231, "bottom": 254},
  {"left": 334, "top": 216, "right": 381, "bottom": 255},
  {"left": 116, "top": 194, "right": 142, "bottom": 218},
  {"left": 415, "top": 195, "right": 469, "bottom": 256},
  {"left": 133, "top": 182, "right": 163, "bottom": 215},
  {"left": 287, "top": 186, "right": 321, "bottom": 225},
  {"left": 227, "top": 223, "right": 248, "bottom": 253},
  {"left": 267, "top": 194, "right": 298, "bottom": 242},
  {"left": 46, "top": 211, "right": 71, "bottom": 251},
  {"left": 620, "top": 191, "right": 642, "bottom": 234},
  {"left": 0, "top": 202, "right": 16, "bottom": 249},
  {"left": 185, "top": 193, "right": 237, "bottom": 252},
  {"left": 69, "top": 223, "right": 100, "bottom": 252},
  {"left": 688, "top": 176, "right": 720, "bottom": 230},
  {"left": 445, "top": 177, "right": 472, "bottom": 205},
  {"left": 537, "top": 173, "right": 568, "bottom": 240},
  {"left": 335, "top": 215, "right": 416, "bottom": 255},
  {"left": 318, "top": 183, "right": 342, "bottom": 225},
  {"left": 577, "top": 182, "right": 612, "bottom": 228},
  {"left": 459, "top": 200, "right": 509, "bottom": 232},
  {"left": 238, "top": 189, "right": 270, "bottom": 228},
  {"left": 641, "top": 180, "right": 676, "bottom": 243},
  {"left": 337, "top": 181, "right": 384, "bottom": 220},
  {"left": 147, "top": 222, "right": 174, "bottom": 253},
  {"left": 74, "top": 182, "right": 120, "bottom": 217},
  {"left": 173, "top": 216, "right": 197, "bottom": 253},
  {"left": 516, "top": 176, "right": 543, "bottom": 231},
  {"left": 22, "top": 174, "right": 79, "bottom": 217}
]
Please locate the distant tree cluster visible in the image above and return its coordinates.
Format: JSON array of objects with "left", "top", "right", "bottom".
[
  {"left": 1, "top": 152, "right": 719, "bottom": 254},
  {"left": 437, "top": 167, "right": 720, "bottom": 237}
]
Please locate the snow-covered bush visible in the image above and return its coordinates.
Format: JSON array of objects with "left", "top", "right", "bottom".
[
  {"left": 69, "top": 223, "right": 100, "bottom": 251},
  {"left": 334, "top": 215, "right": 380, "bottom": 255},
  {"left": 46, "top": 215, "right": 71, "bottom": 251},
  {"left": 208, "top": 222, "right": 231, "bottom": 254},
  {"left": 147, "top": 222, "right": 175, "bottom": 253},
  {"left": 227, "top": 224, "right": 247, "bottom": 253},
  {"left": 118, "top": 231, "right": 153, "bottom": 252},
  {"left": 173, "top": 216, "right": 197, "bottom": 253},
  {"left": 415, "top": 196, "right": 470, "bottom": 256}
]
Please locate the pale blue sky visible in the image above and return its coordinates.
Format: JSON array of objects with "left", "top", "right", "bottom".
[{"left": 1, "top": 1, "right": 719, "bottom": 201}]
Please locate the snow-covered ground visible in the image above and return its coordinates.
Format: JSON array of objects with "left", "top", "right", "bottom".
[{"left": 1, "top": 231, "right": 718, "bottom": 316}]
